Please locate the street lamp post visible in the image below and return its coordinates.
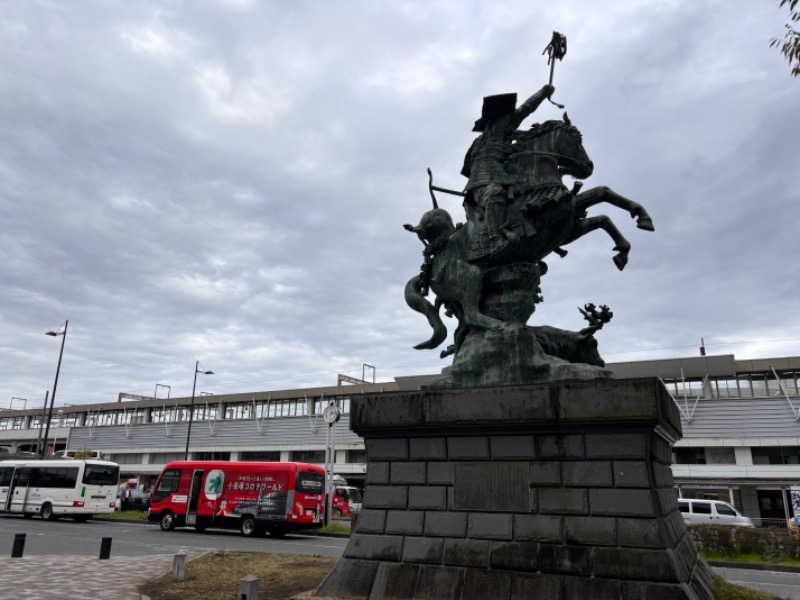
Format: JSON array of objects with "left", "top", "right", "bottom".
[
  {"left": 42, "top": 320, "right": 68, "bottom": 458},
  {"left": 184, "top": 361, "right": 213, "bottom": 460},
  {"left": 34, "top": 391, "right": 49, "bottom": 457}
]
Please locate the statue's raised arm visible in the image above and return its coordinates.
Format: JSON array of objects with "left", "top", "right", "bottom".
[{"left": 511, "top": 83, "right": 555, "bottom": 130}]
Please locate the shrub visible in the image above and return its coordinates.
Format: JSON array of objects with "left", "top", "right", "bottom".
[
  {"left": 690, "top": 524, "right": 800, "bottom": 562},
  {"left": 690, "top": 525, "right": 735, "bottom": 554},
  {"left": 735, "top": 527, "right": 778, "bottom": 556}
]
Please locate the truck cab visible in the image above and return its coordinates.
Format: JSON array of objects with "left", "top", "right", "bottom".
[{"left": 332, "top": 485, "right": 362, "bottom": 517}]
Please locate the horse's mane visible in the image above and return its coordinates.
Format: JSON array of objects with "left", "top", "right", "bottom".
[{"left": 522, "top": 119, "right": 582, "bottom": 142}]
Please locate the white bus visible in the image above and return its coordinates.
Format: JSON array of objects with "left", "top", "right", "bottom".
[{"left": 0, "top": 460, "right": 120, "bottom": 521}]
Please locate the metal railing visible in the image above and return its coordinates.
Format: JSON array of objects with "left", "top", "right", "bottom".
[{"left": 750, "top": 518, "right": 791, "bottom": 530}]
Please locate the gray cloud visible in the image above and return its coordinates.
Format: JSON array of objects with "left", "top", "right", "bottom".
[{"left": 1, "top": 0, "right": 797, "bottom": 407}]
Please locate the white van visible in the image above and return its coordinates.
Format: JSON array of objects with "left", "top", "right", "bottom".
[
  {"left": 54, "top": 450, "right": 104, "bottom": 460},
  {"left": 678, "top": 499, "right": 754, "bottom": 527}
]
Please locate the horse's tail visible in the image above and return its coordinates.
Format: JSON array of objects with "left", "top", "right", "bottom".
[{"left": 404, "top": 275, "right": 447, "bottom": 350}]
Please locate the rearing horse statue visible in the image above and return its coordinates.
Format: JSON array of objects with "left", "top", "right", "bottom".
[
  {"left": 508, "top": 113, "right": 654, "bottom": 270},
  {"left": 405, "top": 111, "right": 654, "bottom": 356}
]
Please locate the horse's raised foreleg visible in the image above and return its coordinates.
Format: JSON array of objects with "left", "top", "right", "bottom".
[
  {"left": 574, "top": 186, "right": 654, "bottom": 232},
  {"left": 565, "top": 215, "right": 632, "bottom": 270}
]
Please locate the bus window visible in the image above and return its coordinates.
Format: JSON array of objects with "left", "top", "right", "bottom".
[
  {"left": 14, "top": 468, "right": 31, "bottom": 487},
  {"left": 0, "top": 467, "right": 12, "bottom": 486},
  {"left": 153, "top": 469, "right": 182, "bottom": 503},
  {"left": 37, "top": 467, "right": 79, "bottom": 489},
  {"left": 296, "top": 472, "right": 324, "bottom": 494},
  {"left": 82, "top": 464, "right": 120, "bottom": 486}
]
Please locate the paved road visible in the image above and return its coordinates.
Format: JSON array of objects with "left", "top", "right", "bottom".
[
  {"left": 5, "top": 517, "right": 798, "bottom": 600},
  {"left": 0, "top": 515, "right": 348, "bottom": 599},
  {"left": 714, "top": 566, "right": 800, "bottom": 599},
  {"left": 0, "top": 514, "right": 348, "bottom": 558}
]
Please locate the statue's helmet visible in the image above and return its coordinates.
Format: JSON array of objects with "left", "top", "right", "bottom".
[{"left": 473, "top": 93, "right": 517, "bottom": 132}]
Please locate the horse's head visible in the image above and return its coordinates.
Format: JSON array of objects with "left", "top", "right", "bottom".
[
  {"left": 522, "top": 114, "right": 594, "bottom": 180},
  {"left": 555, "top": 113, "right": 593, "bottom": 179}
]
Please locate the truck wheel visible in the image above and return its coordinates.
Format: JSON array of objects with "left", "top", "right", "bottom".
[
  {"left": 240, "top": 516, "right": 257, "bottom": 537},
  {"left": 159, "top": 511, "right": 175, "bottom": 531},
  {"left": 41, "top": 503, "right": 58, "bottom": 521}
]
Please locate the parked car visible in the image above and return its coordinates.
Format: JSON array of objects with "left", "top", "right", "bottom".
[
  {"left": 127, "top": 489, "right": 150, "bottom": 511},
  {"left": 54, "top": 449, "right": 104, "bottom": 460},
  {"left": 0, "top": 445, "right": 36, "bottom": 458},
  {"left": 679, "top": 499, "right": 754, "bottom": 527},
  {"left": 117, "top": 489, "right": 150, "bottom": 510}
]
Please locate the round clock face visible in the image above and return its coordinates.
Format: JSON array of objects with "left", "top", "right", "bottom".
[{"left": 323, "top": 405, "right": 340, "bottom": 424}]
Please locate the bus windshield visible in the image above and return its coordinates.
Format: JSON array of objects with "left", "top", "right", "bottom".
[{"left": 82, "top": 464, "right": 120, "bottom": 486}]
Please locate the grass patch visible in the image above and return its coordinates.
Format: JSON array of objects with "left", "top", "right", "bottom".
[
  {"left": 140, "top": 551, "right": 336, "bottom": 600},
  {"left": 702, "top": 550, "right": 800, "bottom": 567},
  {"left": 141, "top": 553, "right": 787, "bottom": 600},
  {"left": 317, "top": 522, "right": 350, "bottom": 535},
  {"left": 93, "top": 510, "right": 149, "bottom": 521},
  {"left": 713, "top": 575, "right": 787, "bottom": 599}
]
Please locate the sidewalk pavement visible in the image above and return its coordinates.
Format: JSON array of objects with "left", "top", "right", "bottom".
[{"left": 0, "top": 554, "right": 200, "bottom": 600}]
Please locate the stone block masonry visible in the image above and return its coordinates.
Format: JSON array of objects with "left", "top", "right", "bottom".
[{"left": 315, "top": 378, "right": 714, "bottom": 600}]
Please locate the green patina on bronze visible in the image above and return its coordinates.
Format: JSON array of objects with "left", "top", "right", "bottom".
[{"left": 403, "top": 83, "right": 654, "bottom": 388}]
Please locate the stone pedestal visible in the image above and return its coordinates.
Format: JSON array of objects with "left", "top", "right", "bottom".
[{"left": 315, "top": 379, "right": 715, "bottom": 600}]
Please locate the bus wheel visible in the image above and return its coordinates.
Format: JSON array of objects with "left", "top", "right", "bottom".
[
  {"left": 267, "top": 527, "right": 287, "bottom": 538},
  {"left": 73, "top": 515, "right": 89, "bottom": 523},
  {"left": 41, "top": 503, "right": 58, "bottom": 521},
  {"left": 240, "top": 516, "right": 257, "bottom": 537},
  {"left": 333, "top": 508, "right": 342, "bottom": 518},
  {"left": 159, "top": 511, "right": 175, "bottom": 531}
]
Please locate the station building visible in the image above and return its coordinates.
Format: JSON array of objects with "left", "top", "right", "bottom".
[{"left": 2, "top": 353, "right": 799, "bottom": 525}]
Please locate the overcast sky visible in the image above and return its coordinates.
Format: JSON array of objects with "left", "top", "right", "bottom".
[{"left": 1, "top": 0, "right": 797, "bottom": 408}]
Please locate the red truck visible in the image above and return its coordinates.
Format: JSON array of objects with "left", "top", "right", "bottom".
[{"left": 332, "top": 483, "right": 363, "bottom": 517}]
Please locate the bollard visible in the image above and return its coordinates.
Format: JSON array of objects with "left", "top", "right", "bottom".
[
  {"left": 239, "top": 575, "right": 259, "bottom": 600},
  {"left": 11, "top": 534, "right": 26, "bottom": 558},
  {"left": 99, "top": 537, "right": 112, "bottom": 560},
  {"left": 172, "top": 553, "right": 186, "bottom": 581}
]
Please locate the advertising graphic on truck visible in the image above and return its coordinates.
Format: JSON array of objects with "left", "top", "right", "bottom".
[{"left": 148, "top": 461, "right": 325, "bottom": 537}]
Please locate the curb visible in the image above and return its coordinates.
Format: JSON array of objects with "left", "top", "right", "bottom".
[
  {"left": 94, "top": 517, "right": 351, "bottom": 537},
  {"left": 93, "top": 517, "right": 155, "bottom": 525},
  {"left": 708, "top": 560, "right": 800, "bottom": 574}
]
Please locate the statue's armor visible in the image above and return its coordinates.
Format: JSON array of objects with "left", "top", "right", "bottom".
[{"left": 462, "top": 135, "right": 514, "bottom": 193}]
